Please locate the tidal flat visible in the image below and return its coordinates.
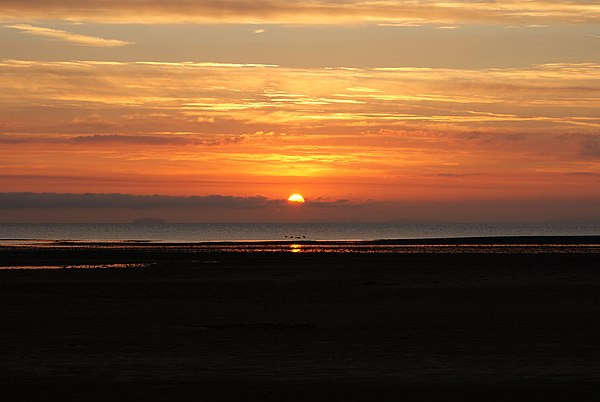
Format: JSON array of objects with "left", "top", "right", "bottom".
[{"left": 1, "top": 237, "right": 600, "bottom": 400}]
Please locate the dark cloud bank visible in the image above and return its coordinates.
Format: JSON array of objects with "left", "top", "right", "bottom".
[
  {"left": 1, "top": 193, "right": 599, "bottom": 224},
  {"left": 0, "top": 192, "right": 286, "bottom": 209}
]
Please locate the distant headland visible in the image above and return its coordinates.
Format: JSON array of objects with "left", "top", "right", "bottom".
[{"left": 132, "top": 218, "right": 168, "bottom": 224}]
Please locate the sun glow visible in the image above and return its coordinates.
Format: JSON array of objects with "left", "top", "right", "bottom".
[{"left": 288, "top": 193, "right": 305, "bottom": 203}]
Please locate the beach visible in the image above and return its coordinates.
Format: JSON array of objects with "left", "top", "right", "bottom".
[{"left": 1, "top": 237, "right": 600, "bottom": 400}]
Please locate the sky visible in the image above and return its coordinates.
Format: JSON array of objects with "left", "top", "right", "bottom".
[{"left": 0, "top": 1, "right": 599, "bottom": 223}]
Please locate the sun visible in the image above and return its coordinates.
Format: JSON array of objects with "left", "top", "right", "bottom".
[{"left": 288, "top": 193, "right": 305, "bottom": 203}]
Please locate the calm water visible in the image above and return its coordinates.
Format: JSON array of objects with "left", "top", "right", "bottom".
[{"left": 1, "top": 222, "right": 599, "bottom": 242}]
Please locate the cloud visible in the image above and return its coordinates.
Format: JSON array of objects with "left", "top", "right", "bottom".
[
  {"left": 0, "top": 1, "right": 599, "bottom": 25},
  {"left": 580, "top": 138, "right": 600, "bottom": 159},
  {"left": 2, "top": 193, "right": 599, "bottom": 224},
  {"left": 377, "top": 22, "right": 423, "bottom": 27},
  {"left": 0, "top": 192, "right": 417, "bottom": 212},
  {"left": 65, "top": 134, "right": 248, "bottom": 146},
  {"left": 135, "top": 61, "right": 277, "bottom": 68},
  {"left": 6, "top": 23, "right": 130, "bottom": 47},
  {"left": 0, "top": 192, "right": 286, "bottom": 209},
  {"left": 64, "top": 134, "right": 190, "bottom": 145},
  {"left": 1, "top": 60, "right": 598, "bottom": 141},
  {"left": 1, "top": 59, "right": 599, "bottom": 198},
  {"left": 0, "top": 134, "right": 242, "bottom": 146},
  {"left": 565, "top": 171, "right": 600, "bottom": 176}
]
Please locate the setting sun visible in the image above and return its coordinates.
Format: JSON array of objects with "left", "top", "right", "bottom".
[{"left": 288, "top": 194, "right": 305, "bottom": 203}]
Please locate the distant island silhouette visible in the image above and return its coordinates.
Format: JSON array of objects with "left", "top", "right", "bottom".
[{"left": 132, "top": 218, "right": 168, "bottom": 224}]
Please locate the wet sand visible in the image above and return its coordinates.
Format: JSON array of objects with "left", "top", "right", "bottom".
[{"left": 1, "top": 237, "right": 600, "bottom": 400}]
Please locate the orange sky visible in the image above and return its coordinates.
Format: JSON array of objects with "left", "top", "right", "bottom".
[{"left": 0, "top": 1, "right": 599, "bottom": 222}]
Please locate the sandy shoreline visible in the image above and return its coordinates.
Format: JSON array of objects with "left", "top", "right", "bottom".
[
  {"left": 1, "top": 237, "right": 600, "bottom": 399},
  {"left": 2, "top": 236, "right": 600, "bottom": 261}
]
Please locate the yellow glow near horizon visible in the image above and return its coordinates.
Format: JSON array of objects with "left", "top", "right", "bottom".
[{"left": 288, "top": 193, "right": 305, "bottom": 203}]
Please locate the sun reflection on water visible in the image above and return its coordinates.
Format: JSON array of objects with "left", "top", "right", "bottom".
[{"left": 290, "top": 244, "right": 302, "bottom": 253}]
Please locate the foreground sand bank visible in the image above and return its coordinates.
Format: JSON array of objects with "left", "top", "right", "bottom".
[{"left": 1, "top": 238, "right": 600, "bottom": 400}]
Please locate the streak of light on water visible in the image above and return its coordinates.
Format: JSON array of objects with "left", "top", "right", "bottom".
[{"left": 0, "top": 263, "right": 152, "bottom": 270}]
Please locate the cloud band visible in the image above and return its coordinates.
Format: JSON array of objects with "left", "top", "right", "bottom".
[
  {"left": 1, "top": 1, "right": 599, "bottom": 25},
  {"left": 6, "top": 23, "right": 130, "bottom": 47}
]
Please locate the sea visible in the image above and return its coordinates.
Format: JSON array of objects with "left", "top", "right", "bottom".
[{"left": 1, "top": 222, "right": 599, "bottom": 243}]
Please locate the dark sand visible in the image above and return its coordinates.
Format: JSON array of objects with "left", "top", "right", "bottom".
[{"left": 1, "top": 237, "right": 600, "bottom": 400}]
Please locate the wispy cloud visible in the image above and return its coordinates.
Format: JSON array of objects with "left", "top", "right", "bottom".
[
  {"left": 377, "top": 22, "right": 424, "bottom": 27},
  {"left": 1, "top": 60, "right": 599, "bottom": 139},
  {"left": 1, "top": 1, "right": 599, "bottom": 25},
  {"left": 6, "top": 24, "right": 130, "bottom": 47}
]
